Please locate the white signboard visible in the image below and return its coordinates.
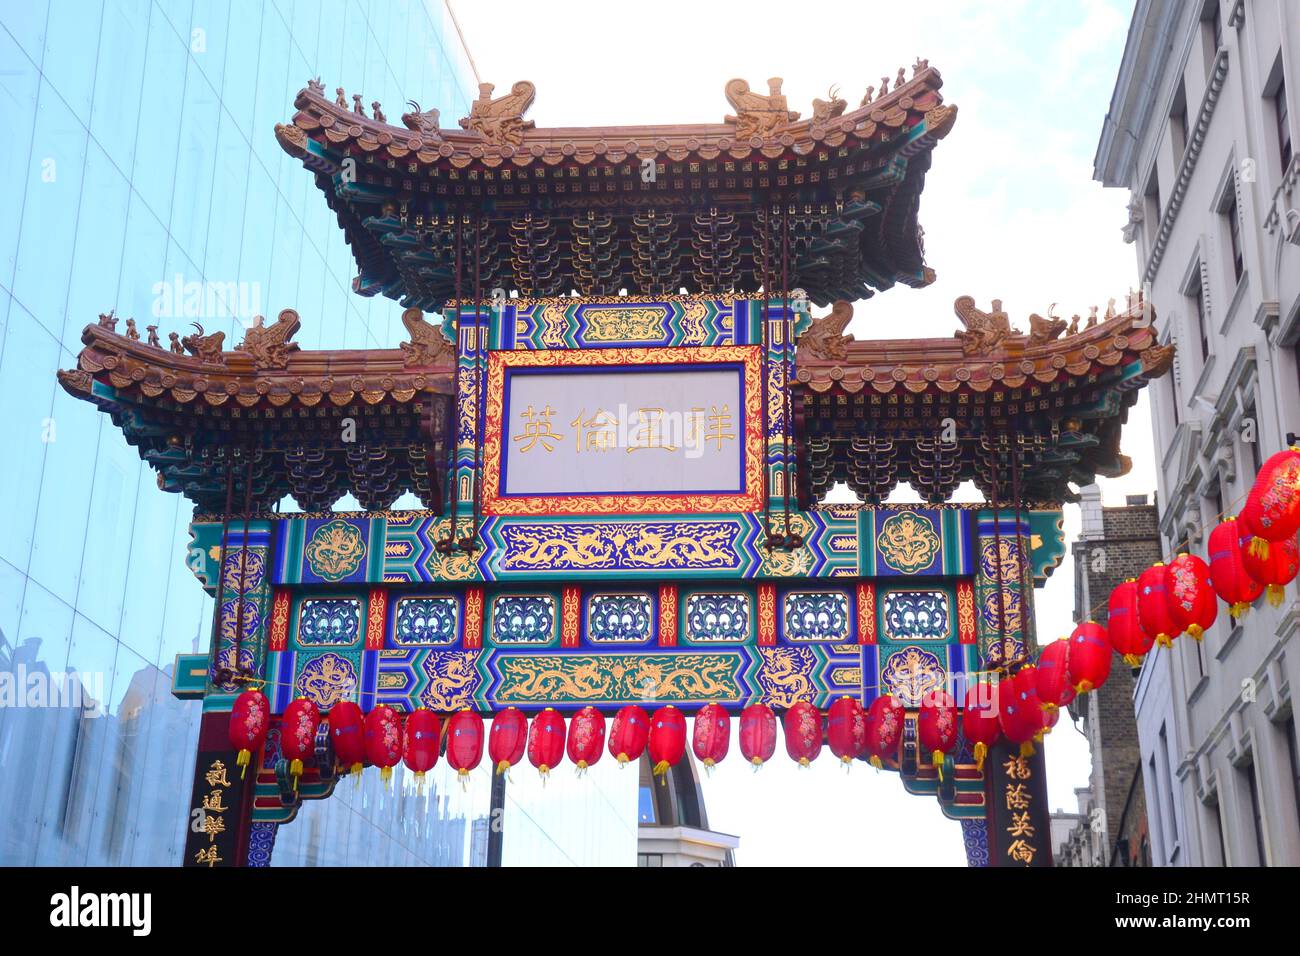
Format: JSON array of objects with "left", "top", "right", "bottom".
[
  {"left": 503, "top": 367, "right": 743, "bottom": 495},
  {"left": 482, "top": 346, "right": 763, "bottom": 515}
]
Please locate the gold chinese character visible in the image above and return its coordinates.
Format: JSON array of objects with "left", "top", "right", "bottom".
[
  {"left": 201, "top": 790, "right": 229, "bottom": 813},
  {"left": 1006, "top": 839, "right": 1037, "bottom": 865},
  {"left": 1002, "top": 755, "right": 1031, "bottom": 780},
  {"left": 194, "top": 846, "right": 223, "bottom": 868},
  {"left": 703, "top": 404, "right": 736, "bottom": 450},
  {"left": 1009, "top": 811, "right": 1036, "bottom": 839},
  {"left": 203, "top": 813, "right": 226, "bottom": 844},
  {"left": 571, "top": 408, "right": 618, "bottom": 452},
  {"left": 628, "top": 408, "right": 677, "bottom": 453},
  {"left": 1005, "top": 783, "right": 1030, "bottom": 810},
  {"left": 512, "top": 404, "right": 564, "bottom": 453},
  {"left": 205, "top": 760, "right": 231, "bottom": 788}
]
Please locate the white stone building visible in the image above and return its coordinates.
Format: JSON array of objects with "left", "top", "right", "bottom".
[{"left": 1094, "top": 0, "right": 1300, "bottom": 865}]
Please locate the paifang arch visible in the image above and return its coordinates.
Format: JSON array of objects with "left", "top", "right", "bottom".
[{"left": 57, "top": 64, "right": 1171, "bottom": 867}]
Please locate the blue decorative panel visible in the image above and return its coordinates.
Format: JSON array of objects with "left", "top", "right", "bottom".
[
  {"left": 293, "top": 650, "right": 361, "bottom": 708},
  {"left": 392, "top": 596, "right": 459, "bottom": 647},
  {"left": 490, "top": 594, "right": 557, "bottom": 645},
  {"left": 782, "top": 591, "right": 851, "bottom": 642},
  {"left": 297, "top": 598, "right": 363, "bottom": 647},
  {"left": 880, "top": 645, "right": 946, "bottom": 707},
  {"left": 881, "top": 589, "right": 951, "bottom": 642},
  {"left": 684, "top": 592, "right": 750, "bottom": 643},
  {"left": 586, "top": 593, "right": 654, "bottom": 644},
  {"left": 962, "top": 819, "right": 990, "bottom": 867}
]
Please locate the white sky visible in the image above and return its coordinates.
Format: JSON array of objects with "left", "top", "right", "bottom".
[{"left": 450, "top": 0, "right": 1156, "bottom": 865}]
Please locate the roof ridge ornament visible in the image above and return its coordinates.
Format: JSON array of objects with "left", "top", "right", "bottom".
[
  {"left": 797, "top": 300, "right": 854, "bottom": 361},
  {"left": 724, "top": 78, "right": 800, "bottom": 139},
  {"left": 399, "top": 308, "right": 455, "bottom": 368},
  {"left": 237, "top": 308, "right": 302, "bottom": 370},
  {"left": 459, "top": 81, "right": 536, "bottom": 147},
  {"left": 954, "top": 295, "right": 1019, "bottom": 356},
  {"left": 402, "top": 100, "right": 441, "bottom": 139}
]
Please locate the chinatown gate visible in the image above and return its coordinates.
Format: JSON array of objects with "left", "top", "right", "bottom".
[{"left": 57, "top": 64, "right": 1172, "bottom": 867}]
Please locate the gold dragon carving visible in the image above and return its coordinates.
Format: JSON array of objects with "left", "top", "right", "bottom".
[
  {"left": 724, "top": 78, "right": 800, "bottom": 139},
  {"left": 459, "top": 81, "right": 536, "bottom": 147}
]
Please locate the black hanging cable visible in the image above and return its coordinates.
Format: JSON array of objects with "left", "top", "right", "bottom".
[
  {"left": 231, "top": 450, "right": 255, "bottom": 679},
  {"left": 439, "top": 211, "right": 464, "bottom": 553},
  {"left": 759, "top": 205, "right": 775, "bottom": 550},
  {"left": 466, "top": 209, "right": 485, "bottom": 552},
  {"left": 780, "top": 198, "right": 795, "bottom": 548},
  {"left": 1011, "top": 435, "right": 1030, "bottom": 670},
  {"left": 207, "top": 455, "right": 237, "bottom": 687},
  {"left": 990, "top": 434, "right": 1009, "bottom": 671}
]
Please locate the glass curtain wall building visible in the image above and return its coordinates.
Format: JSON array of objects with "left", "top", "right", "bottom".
[{"left": 0, "top": 0, "right": 639, "bottom": 866}]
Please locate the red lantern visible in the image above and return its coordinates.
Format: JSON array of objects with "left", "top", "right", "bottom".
[
  {"left": 567, "top": 706, "right": 605, "bottom": 773},
  {"left": 228, "top": 688, "right": 270, "bottom": 777},
  {"left": 1137, "top": 563, "right": 1183, "bottom": 648},
  {"left": 403, "top": 709, "right": 440, "bottom": 789},
  {"left": 692, "top": 703, "right": 730, "bottom": 769},
  {"left": 1167, "top": 552, "right": 1217, "bottom": 640},
  {"left": 1066, "top": 620, "right": 1112, "bottom": 694},
  {"left": 738, "top": 703, "right": 777, "bottom": 769},
  {"left": 1241, "top": 532, "right": 1300, "bottom": 607},
  {"left": 648, "top": 705, "right": 687, "bottom": 779},
  {"left": 528, "top": 707, "right": 566, "bottom": 779},
  {"left": 1107, "top": 579, "right": 1152, "bottom": 666},
  {"left": 364, "top": 705, "right": 404, "bottom": 785},
  {"left": 446, "top": 709, "right": 484, "bottom": 782},
  {"left": 1209, "top": 517, "right": 1265, "bottom": 618},
  {"left": 489, "top": 708, "right": 528, "bottom": 776},
  {"left": 865, "top": 695, "right": 904, "bottom": 769},
  {"left": 961, "top": 679, "right": 1001, "bottom": 772},
  {"left": 608, "top": 705, "right": 650, "bottom": 767},
  {"left": 329, "top": 700, "right": 366, "bottom": 777},
  {"left": 827, "top": 696, "right": 865, "bottom": 767},
  {"left": 783, "top": 700, "right": 822, "bottom": 767},
  {"left": 280, "top": 698, "right": 320, "bottom": 788},
  {"left": 1240, "top": 447, "right": 1300, "bottom": 556},
  {"left": 916, "top": 690, "right": 958, "bottom": 779},
  {"left": 998, "top": 667, "right": 1042, "bottom": 757},
  {"left": 1035, "top": 638, "right": 1075, "bottom": 711}
]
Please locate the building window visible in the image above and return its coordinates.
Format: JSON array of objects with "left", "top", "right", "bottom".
[
  {"left": 1145, "top": 169, "right": 1162, "bottom": 232},
  {"left": 638, "top": 785, "right": 657, "bottom": 824},
  {"left": 1171, "top": 84, "right": 1189, "bottom": 158},
  {"left": 1276, "top": 80, "right": 1292, "bottom": 173},
  {"left": 1188, "top": 273, "right": 1209, "bottom": 360},
  {"left": 1209, "top": 799, "right": 1228, "bottom": 865},
  {"left": 1158, "top": 725, "right": 1180, "bottom": 859},
  {"left": 1243, "top": 761, "right": 1267, "bottom": 865},
  {"left": 1224, "top": 197, "right": 1243, "bottom": 283},
  {"left": 637, "top": 853, "right": 663, "bottom": 867},
  {"left": 1287, "top": 718, "right": 1300, "bottom": 835},
  {"left": 1168, "top": 374, "right": 1180, "bottom": 427}
]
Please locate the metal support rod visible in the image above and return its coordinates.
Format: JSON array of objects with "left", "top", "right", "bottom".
[{"left": 486, "top": 767, "right": 506, "bottom": 867}]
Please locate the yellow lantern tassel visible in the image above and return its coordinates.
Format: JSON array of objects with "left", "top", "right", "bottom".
[
  {"left": 1074, "top": 679, "right": 1094, "bottom": 695},
  {"left": 1268, "top": 584, "right": 1284, "bottom": 607},
  {"left": 415, "top": 771, "right": 425, "bottom": 796},
  {"left": 496, "top": 760, "right": 511, "bottom": 776},
  {"left": 539, "top": 765, "right": 550, "bottom": 785},
  {"left": 1155, "top": 632, "right": 1173, "bottom": 648},
  {"left": 798, "top": 757, "right": 810, "bottom": 769},
  {"left": 380, "top": 765, "right": 393, "bottom": 788},
  {"left": 974, "top": 741, "right": 987, "bottom": 772},
  {"left": 1249, "top": 537, "right": 1270, "bottom": 559},
  {"left": 1041, "top": 701, "right": 1057, "bottom": 713},
  {"left": 750, "top": 757, "right": 764, "bottom": 773},
  {"left": 575, "top": 760, "right": 588, "bottom": 778},
  {"left": 237, "top": 749, "right": 251, "bottom": 779},
  {"left": 869, "top": 755, "right": 883, "bottom": 770},
  {"left": 1229, "top": 601, "right": 1250, "bottom": 619},
  {"left": 652, "top": 759, "right": 670, "bottom": 780},
  {"left": 932, "top": 750, "right": 945, "bottom": 781},
  {"left": 458, "top": 768, "right": 469, "bottom": 791},
  {"left": 289, "top": 758, "right": 303, "bottom": 778},
  {"left": 349, "top": 761, "right": 363, "bottom": 777},
  {"left": 616, "top": 752, "right": 630, "bottom": 767},
  {"left": 1187, "top": 624, "right": 1204, "bottom": 640},
  {"left": 1122, "top": 654, "right": 1142, "bottom": 667},
  {"left": 1019, "top": 740, "right": 1036, "bottom": 758}
]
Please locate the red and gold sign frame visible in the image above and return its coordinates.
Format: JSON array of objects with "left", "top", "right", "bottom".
[{"left": 481, "top": 345, "right": 764, "bottom": 516}]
